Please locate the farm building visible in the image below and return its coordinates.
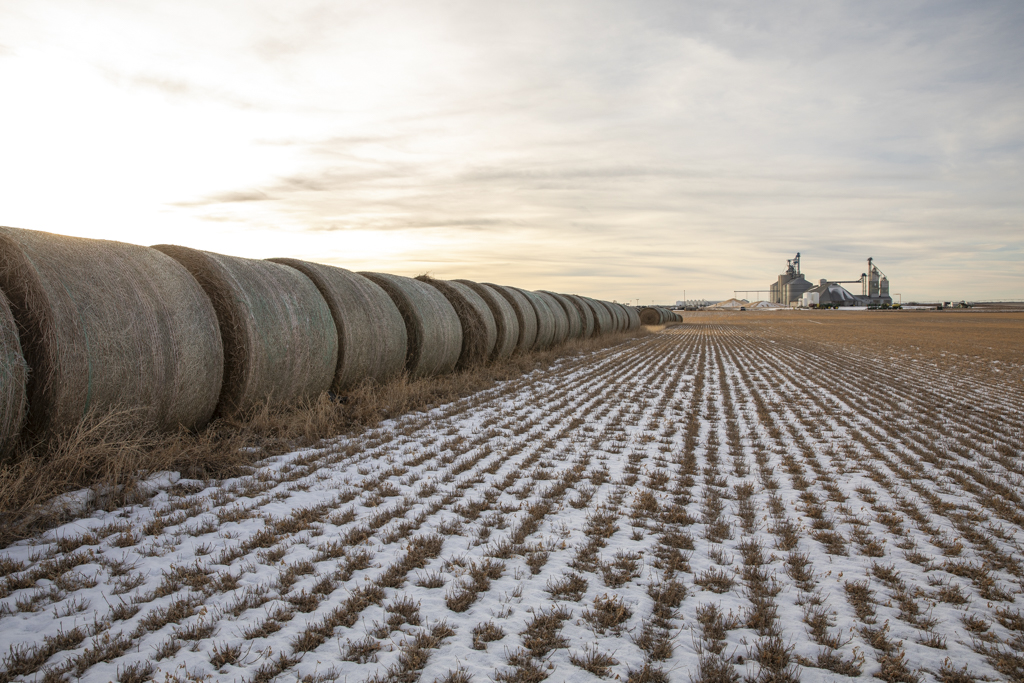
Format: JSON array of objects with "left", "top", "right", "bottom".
[{"left": 768, "top": 253, "right": 893, "bottom": 307}]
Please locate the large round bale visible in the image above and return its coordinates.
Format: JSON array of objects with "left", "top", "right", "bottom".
[
  {"left": 611, "top": 303, "right": 630, "bottom": 332},
  {"left": 0, "top": 227, "right": 222, "bottom": 437},
  {"left": 269, "top": 259, "right": 406, "bottom": 391},
  {"left": 539, "top": 291, "right": 582, "bottom": 340},
  {"left": 582, "top": 297, "right": 614, "bottom": 336},
  {"left": 563, "top": 294, "right": 595, "bottom": 338},
  {"left": 417, "top": 276, "right": 496, "bottom": 369},
  {"left": 639, "top": 306, "right": 663, "bottom": 325},
  {"left": 596, "top": 301, "right": 622, "bottom": 333},
  {"left": 154, "top": 245, "right": 336, "bottom": 417},
  {"left": 0, "top": 291, "right": 27, "bottom": 455},
  {"left": 455, "top": 280, "right": 519, "bottom": 361},
  {"left": 515, "top": 288, "right": 556, "bottom": 350},
  {"left": 534, "top": 291, "right": 569, "bottom": 346},
  {"left": 623, "top": 305, "right": 641, "bottom": 331},
  {"left": 485, "top": 284, "right": 537, "bottom": 353},
  {"left": 360, "top": 273, "right": 462, "bottom": 379}
]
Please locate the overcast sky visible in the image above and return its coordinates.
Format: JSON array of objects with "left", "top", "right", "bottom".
[{"left": 1, "top": 0, "right": 1021, "bottom": 302}]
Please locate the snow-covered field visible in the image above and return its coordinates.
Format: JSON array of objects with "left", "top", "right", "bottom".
[{"left": 2, "top": 317, "right": 1023, "bottom": 683}]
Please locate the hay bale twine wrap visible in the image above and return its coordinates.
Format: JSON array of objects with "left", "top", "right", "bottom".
[
  {"left": 539, "top": 291, "right": 582, "bottom": 340},
  {"left": 416, "top": 276, "right": 496, "bottom": 369},
  {"left": 360, "top": 273, "right": 462, "bottom": 379},
  {"left": 455, "top": 280, "right": 519, "bottom": 361},
  {"left": 533, "top": 291, "right": 569, "bottom": 346},
  {"left": 154, "top": 245, "right": 336, "bottom": 418},
  {"left": 623, "top": 305, "right": 641, "bottom": 331},
  {"left": 0, "top": 228, "right": 222, "bottom": 437},
  {"left": 563, "top": 294, "right": 596, "bottom": 338},
  {"left": 0, "top": 291, "right": 27, "bottom": 455},
  {"left": 485, "top": 284, "right": 537, "bottom": 353},
  {"left": 582, "top": 297, "right": 614, "bottom": 336},
  {"left": 514, "top": 288, "right": 556, "bottom": 350},
  {"left": 269, "top": 259, "right": 406, "bottom": 391}
]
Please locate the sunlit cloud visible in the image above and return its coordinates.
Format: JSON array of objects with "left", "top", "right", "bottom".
[{"left": 0, "top": 0, "right": 1021, "bottom": 301}]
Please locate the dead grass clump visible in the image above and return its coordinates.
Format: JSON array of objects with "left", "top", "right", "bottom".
[
  {"left": 471, "top": 621, "right": 505, "bottom": 650},
  {"left": 570, "top": 644, "right": 619, "bottom": 678},
  {"left": 695, "top": 567, "right": 735, "bottom": 594},
  {"left": 521, "top": 605, "right": 572, "bottom": 657},
  {"left": 546, "top": 572, "right": 589, "bottom": 602},
  {"left": 582, "top": 593, "right": 633, "bottom": 634}
]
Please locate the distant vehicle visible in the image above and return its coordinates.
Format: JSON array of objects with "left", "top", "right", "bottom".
[{"left": 739, "top": 306, "right": 746, "bottom": 311}]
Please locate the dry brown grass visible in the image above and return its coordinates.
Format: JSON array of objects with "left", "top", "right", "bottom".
[{"left": 0, "top": 329, "right": 645, "bottom": 547}]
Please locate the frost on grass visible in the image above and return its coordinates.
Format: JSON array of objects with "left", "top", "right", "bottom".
[{"left": 1, "top": 313, "right": 1023, "bottom": 683}]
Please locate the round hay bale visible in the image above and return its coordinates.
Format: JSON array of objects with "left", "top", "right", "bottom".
[
  {"left": 582, "top": 297, "right": 613, "bottom": 336},
  {"left": 539, "top": 291, "right": 582, "bottom": 340},
  {"left": 269, "top": 259, "right": 406, "bottom": 391},
  {"left": 599, "top": 301, "right": 625, "bottom": 332},
  {"left": 623, "top": 305, "right": 641, "bottom": 331},
  {"left": 0, "top": 227, "right": 222, "bottom": 436},
  {"left": 639, "top": 307, "right": 662, "bottom": 325},
  {"left": 154, "top": 245, "right": 336, "bottom": 417},
  {"left": 563, "top": 294, "right": 595, "bottom": 338},
  {"left": 514, "top": 288, "right": 555, "bottom": 350},
  {"left": 417, "top": 276, "right": 496, "bottom": 369},
  {"left": 485, "top": 284, "right": 537, "bottom": 353},
  {"left": 454, "top": 280, "right": 519, "bottom": 361},
  {"left": 0, "top": 290, "right": 27, "bottom": 455},
  {"left": 360, "top": 272, "right": 462, "bottom": 379},
  {"left": 534, "top": 291, "right": 569, "bottom": 346}
]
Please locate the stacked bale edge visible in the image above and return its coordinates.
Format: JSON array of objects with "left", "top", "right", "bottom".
[
  {"left": 455, "top": 280, "right": 519, "bottom": 361},
  {"left": 361, "top": 273, "right": 463, "bottom": 379},
  {"left": 486, "top": 284, "right": 538, "bottom": 353},
  {"left": 270, "top": 259, "right": 407, "bottom": 391},
  {"left": 611, "top": 303, "right": 629, "bottom": 332},
  {"left": 623, "top": 305, "right": 641, "bottom": 331},
  {"left": 0, "top": 290, "right": 27, "bottom": 455},
  {"left": 539, "top": 291, "right": 582, "bottom": 340},
  {"left": 417, "top": 276, "right": 497, "bottom": 369},
  {"left": 516, "top": 288, "right": 556, "bottom": 350},
  {"left": 154, "top": 245, "right": 336, "bottom": 417},
  {"left": 563, "top": 294, "right": 596, "bottom": 338},
  {"left": 534, "top": 291, "right": 569, "bottom": 346},
  {"left": 0, "top": 228, "right": 223, "bottom": 437},
  {"left": 582, "top": 297, "right": 613, "bottom": 336}
]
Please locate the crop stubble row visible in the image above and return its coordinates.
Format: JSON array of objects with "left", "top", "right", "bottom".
[{"left": 0, "top": 318, "right": 1022, "bottom": 682}]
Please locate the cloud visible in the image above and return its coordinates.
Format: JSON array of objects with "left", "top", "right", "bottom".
[{"left": 173, "top": 190, "right": 273, "bottom": 207}]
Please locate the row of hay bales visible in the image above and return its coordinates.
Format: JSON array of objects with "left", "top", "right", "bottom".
[
  {"left": 0, "top": 226, "right": 640, "bottom": 454},
  {"left": 639, "top": 306, "right": 682, "bottom": 325}
]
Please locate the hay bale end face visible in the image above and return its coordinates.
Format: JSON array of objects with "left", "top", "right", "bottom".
[
  {"left": 0, "top": 228, "right": 223, "bottom": 436},
  {"left": 154, "top": 245, "right": 337, "bottom": 417},
  {"left": 454, "top": 280, "right": 519, "bottom": 361},
  {"left": 485, "top": 284, "right": 537, "bottom": 353},
  {"left": 639, "top": 307, "right": 662, "bottom": 325},
  {"left": 360, "top": 273, "right": 462, "bottom": 379},
  {"left": 563, "top": 294, "right": 596, "bottom": 338},
  {"left": 417, "top": 276, "right": 496, "bottom": 369},
  {"left": 582, "top": 297, "right": 613, "bottom": 336},
  {"left": 0, "top": 290, "right": 27, "bottom": 455},
  {"left": 270, "top": 259, "right": 407, "bottom": 392},
  {"left": 515, "top": 288, "right": 556, "bottom": 350}
]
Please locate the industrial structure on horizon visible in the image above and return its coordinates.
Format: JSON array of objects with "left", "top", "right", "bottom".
[{"left": 769, "top": 253, "right": 892, "bottom": 307}]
